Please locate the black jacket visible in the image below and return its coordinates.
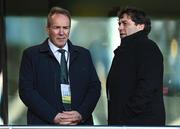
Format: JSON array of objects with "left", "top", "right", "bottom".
[{"left": 107, "top": 30, "right": 165, "bottom": 125}]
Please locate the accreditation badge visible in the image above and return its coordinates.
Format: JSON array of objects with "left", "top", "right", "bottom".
[{"left": 61, "top": 84, "right": 71, "bottom": 105}]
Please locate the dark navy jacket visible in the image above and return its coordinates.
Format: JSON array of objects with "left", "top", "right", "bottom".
[{"left": 19, "top": 39, "right": 101, "bottom": 125}]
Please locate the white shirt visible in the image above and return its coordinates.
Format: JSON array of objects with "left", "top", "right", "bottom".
[
  {"left": 48, "top": 40, "right": 71, "bottom": 103},
  {"left": 48, "top": 39, "right": 69, "bottom": 70}
]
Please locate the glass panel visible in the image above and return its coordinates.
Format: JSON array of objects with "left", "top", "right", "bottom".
[
  {"left": 6, "top": 16, "right": 47, "bottom": 124},
  {"left": 0, "top": 67, "right": 3, "bottom": 124},
  {"left": 5, "top": 16, "right": 180, "bottom": 125},
  {"left": 150, "top": 20, "right": 180, "bottom": 125},
  {"left": 0, "top": 12, "right": 4, "bottom": 125}
]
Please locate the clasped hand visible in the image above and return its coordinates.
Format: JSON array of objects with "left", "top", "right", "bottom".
[{"left": 54, "top": 111, "right": 82, "bottom": 125}]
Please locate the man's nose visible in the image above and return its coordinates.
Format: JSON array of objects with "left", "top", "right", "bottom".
[
  {"left": 119, "top": 24, "right": 124, "bottom": 30},
  {"left": 58, "top": 28, "right": 64, "bottom": 35},
  {"left": 118, "top": 26, "right": 123, "bottom": 32}
]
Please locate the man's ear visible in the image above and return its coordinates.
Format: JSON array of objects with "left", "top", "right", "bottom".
[
  {"left": 46, "top": 26, "right": 49, "bottom": 34},
  {"left": 138, "top": 24, "right": 145, "bottom": 30}
]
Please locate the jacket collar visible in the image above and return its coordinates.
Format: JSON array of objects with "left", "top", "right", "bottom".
[
  {"left": 114, "top": 30, "right": 147, "bottom": 54},
  {"left": 121, "top": 30, "right": 147, "bottom": 45},
  {"left": 39, "top": 38, "right": 54, "bottom": 57},
  {"left": 67, "top": 39, "right": 79, "bottom": 65},
  {"left": 39, "top": 38, "right": 79, "bottom": 64}
]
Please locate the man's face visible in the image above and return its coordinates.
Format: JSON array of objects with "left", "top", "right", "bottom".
[
  {"left": 118, "top": 13, "right": 144, "bottom": 39},
  {"left": 47, "top": 14, "right": 70, "bottom": 48}
]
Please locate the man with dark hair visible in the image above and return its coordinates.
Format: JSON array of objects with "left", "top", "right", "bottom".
[
  {"left": 19, "top": 6, "right": 101, "bottom": 125},
  {"left": 107, "top": 7, "right": 165, "bottom": 125}
]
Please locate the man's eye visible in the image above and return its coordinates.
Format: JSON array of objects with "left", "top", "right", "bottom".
[
  {"left": 51, "top": 26, "right": 59, "bottom": 29},
  {"left": 123, "top": 21, "right": 127, "bottom": 24},
  {"left": 64, "top": 26, "right": 70, "bottom": 29}
]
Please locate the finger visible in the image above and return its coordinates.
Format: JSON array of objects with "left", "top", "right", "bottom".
[
  {"left": 63, "top": 110, "right": 78, "bottom": 114},
  {"left": 69, "top": 122, "right": 78, "bottom": 125},
  {"left": 59, "top": 121, "right": 72, "bottom": 125},
  {"left": 60, "top": 113, "right": 73, "bottom": 119}
]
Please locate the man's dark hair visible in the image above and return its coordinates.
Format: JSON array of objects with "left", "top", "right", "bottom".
[{"left": 118, "top": 7, "right": 151, "bottom": 35}]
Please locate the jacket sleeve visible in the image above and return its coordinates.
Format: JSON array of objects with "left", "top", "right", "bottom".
[
  {"left": 19, "top": 49, "right": 58, "bottom": 123},
  {"left": 124, "top": 42, "right": 164, "bottom": 119},
  {"left": 76, "top": 51, "right": 101, "bottom": 122}
]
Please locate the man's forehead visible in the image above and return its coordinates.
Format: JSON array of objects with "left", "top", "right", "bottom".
[
  {"left": 120, "top": 13, "right": 131, "bottom": 19},
  {"left": 119, "top": 14, "right": 132, "bottom": 22}
]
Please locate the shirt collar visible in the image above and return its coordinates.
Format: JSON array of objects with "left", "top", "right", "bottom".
[{"left": 48, "top": 39, "right": 69, "bottom": 54}]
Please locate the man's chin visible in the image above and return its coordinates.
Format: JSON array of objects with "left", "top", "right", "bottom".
[{"left": 120, "top": 35, "right": 126, "bottom": 39}]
